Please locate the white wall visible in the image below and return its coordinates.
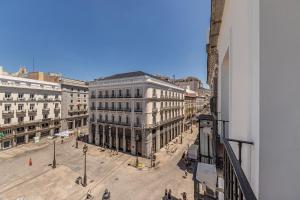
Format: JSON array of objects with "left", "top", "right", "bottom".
[
  {"left": 217, "top": 0, "right": 260, "bottom": 196},
  {"left": 260, "top": 0, "right": 300, "bottom": 199}
]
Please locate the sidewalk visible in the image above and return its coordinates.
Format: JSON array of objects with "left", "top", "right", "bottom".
[{"left": 0, "top": 136, "right": 73, "bottom": 159}]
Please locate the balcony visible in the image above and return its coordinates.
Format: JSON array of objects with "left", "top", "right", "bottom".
[
  {"left": 134, "top": 94, "right": 142, "bottom": 98},
  {"left": 90, "top": 106, "right": 96, "bottom": 111},
  {"left": 3, "top": 97, "right": 13, "bottom": 101},
  {"left": 28, "top": 109, "right": 37, "bottom": 114},
  {"left": 98, "top": 95, "right": 103, "bottom": 98},
  {"left": 125, "top": 94, "right": 131, "bottom": 98},
  {"left": 17, "top": 97, "right": 25, "bottom": 101},
  {"left": 90, "top": 118, "right": 95, "bottom": 123},
  {"left": 91, "top": 95, "right": 96, "bottom": 99},
  {"left": 42, "top": 108, "right": 50, "bottom": 114},
  {"left": 135, "top": 108, "right": 143, "bottom": 113},
  {"left": 54, "top": 108, "right": 60, "bottom": 112},
  {"left": 2, "top": 110, "right": 14, "bottom": 117},
  {"left": 117, "top": 94, "right": 123, "bottom": 98},
  {"left": 16, "top": 109, "right": 26, "bottom": 115},
  {"left": 134, "top": 123, "right": 141, "bottom": 128}
]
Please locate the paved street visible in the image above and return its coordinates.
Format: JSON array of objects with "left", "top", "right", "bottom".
[{"left": 0, "top": 126, "right": 198, "bottom": 200}]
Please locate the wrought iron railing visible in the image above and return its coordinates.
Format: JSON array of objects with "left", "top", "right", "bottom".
[{"left": 223, "top": 137, "right": 257, "bottom": 200}]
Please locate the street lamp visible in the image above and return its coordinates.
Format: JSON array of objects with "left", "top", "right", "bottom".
[
  {"left": 82, "top": 144, "right": 88, "bottom": 187},
  {"left": 52, "top": 140, "right": 56, "bottom": 169},
  {"left": 75, "top": 120, "right": 79, "bottom": 148},
  {"left": 135, "top": 133, "right": 140, "bottom": 167}
]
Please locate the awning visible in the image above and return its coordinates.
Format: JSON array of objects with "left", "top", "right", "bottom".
[
  {"left": 195, "top": 162, "right": 217, "bottom": 192},
  {"left": 187, "top": 144, "right": 198, "bottom": 160},
  {"left": 55, "top": 130, "right": 73, "bottom": 137}
]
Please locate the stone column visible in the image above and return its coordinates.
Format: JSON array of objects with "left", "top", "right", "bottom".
[
  {"left": 116, "top": 127, "right": 119, "bottom": 151},
  {"left": 102, "top": 126, "right": 105, "bottom": 146},
  {"left": 156, "top": 128, "right": 160, "bottom": 152},
  {"left": 25, "top": 134, "right": 29, "bottom": 143},
  {"left": 162, "top": 127, "right": 166, "bottom": 147},
  {"left": 131, "top": 129, "right": 136, "bottom": 155},
  {"left": 123, "top": 128, "right": 126, "bottom": 152},
  {"left": 95, "top": 125, "right": 100, "bottom": 145},
  {"left": 171, "top": 124, "right": 173, "bottom": 140},
  {"left": 109, "top": 127, "right": 112, "bottom": 148}
]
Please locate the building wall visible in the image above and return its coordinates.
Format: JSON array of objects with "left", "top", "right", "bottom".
[
  {"left": 60, "top": 78, "right": 89, "bottom": 134},
  {"left": 0, "top": 75, "right": 61, "bottom": 149},
  {"left": 89, "top": 75, "right": 184, "bottom": 157},
  {"left": 260, "top": 0, "right": 300, "bottom": 199},
  {"left": 217, "top": 0, "right": 260, "bottom": 196}
]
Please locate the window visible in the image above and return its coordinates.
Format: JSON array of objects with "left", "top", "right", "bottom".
[
  {"left": 136, "top": 117, "right": 140, "bottom": 126},
  {"left": 55, "top": 94, "right": 59, "bottom": 99},
  {"left": 112, "top": 115, "right": 115, "bottom": 122},
  {"left": 153, "top": 102, "right": 156, "bottom": 109},
  {"left": 105, "top": 114, "right": 108, "bottom": 121},
  {"left": 71, "top": 93, "right": 73, "bottom": 97},
  {"left": 105, "top": 90, "right": 108, "bottom": 97},
  {"left": 4, "top": 118, "right": 11, "bottom": 124},
  {"left": 5, "top": 104, "right": 11, "bottom": 111},
  {"left": 55, "top": 113, "right": 59, "bottom": 118},
  {"left": 5, "top": 93, "right": 11, "bottom": 99},
  {"left": 118, "top": 90, "right": 122, "bottom": 97},
  {"left": 43, "top": 114, "right": 48, "bottom": 119},
  {"left": 98, "top": 91, "right": 102, "bottom": 97},
  {"left": 152, "top": 114, "right": 156, "bottom": 124},
  {"left": 18, "top": 93, "right": 24, "bottom": 99},
  {"left": 112, "top": 90, "right": 115, "bottom": 97},
  {"left": 18, "top": 104, "right": 24, "bottom": 111},
  {"left": 118, "top": 102, "right": 122, "bottom": 109},
  {"left": 136, "top": 88, "right": 140, "bottom": 96},
  {"left": 18, "top": 117, "right": 24, "bottom": 122},
  {"left": 43, "top": 94, "right": 48, "bottom": 99},
  {"left": 30, "top": 116, "right": 35, "bottom": 121},
  {"left": 43, "top": 103, "right": 48, "bottom": 109},
  {"left": 30, "top": 104, "right": 35, "bottom": 110},
  {"left": 136, "top": 102, "right": 141, "bottom": 110},
  {"left": 105, "top": 102, "right": 108, "bottom": 109},
  {"left": 30, "top": 94, "right": 35, "bottom": 99},
  {"left": 70, "top": 105, "right": 74, "bottom": 111},
  {"left": 71, "top": 100, "right": 73, "bottom": 103},
  {"left": 55, "top": 103, "right": 59, "bottom": 108},
  {"left": 112, "top": 102, "right": 115, "bottom": 109},
  {"left": 153, "top": 88, "right": 156, "bottom": 97},
  {"left": 126, "top": 102, "right": 129, "bottom": 109},
  {"left": 126, "top": 89, "right": 130, "bottom": 97},
  {"left": 126, "top": 116, "right": 129, "bottom": 124},
  {"left": 99, "top": 114, "right": 102, "bottom": 121},
  {"left": 119, "top": 116, "right": 122, "bottom": 123}
]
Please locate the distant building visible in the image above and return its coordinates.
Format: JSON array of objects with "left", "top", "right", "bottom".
[
  {"left": 27, "top": 71, "right": 61, "bottom": 83},
  {"left": 0, "top": 74, "right": 61, "bottom": 150},
  {"left": 175, "top": 76, "right": 202, "bottom": 93},
  {"left": 88, "top": 71, "right": 185, "bottom": 157},
  {"left": 60, "top": 77, "right": 89, "bottom": 136},
  {"left": 183, "top": 88, "right": 197, "bottom": 130}
]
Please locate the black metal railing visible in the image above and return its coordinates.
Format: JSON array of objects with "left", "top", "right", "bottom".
[{"left": 223, "top": 137, "right": 257, "bottom": 200}]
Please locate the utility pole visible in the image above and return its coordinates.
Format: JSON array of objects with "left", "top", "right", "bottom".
[{"left": 52, "top": 140, "right": 56, "bottom": 169}]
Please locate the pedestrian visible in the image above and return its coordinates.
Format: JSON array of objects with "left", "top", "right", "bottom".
[
  {"left": 182, "top": 192, "right": 187, "bottom": 200},
  {"left": 184, "top": 169, "right": 188, "bottom": 178},
  {"left": 164, "top": 189, "right": 168, "bottom": 198},
  {"left": 29, "top": 157, "right": 32, "bottom": 166},
  {"left": 167, "top": 189, "right": 172, "bottom": 200}
]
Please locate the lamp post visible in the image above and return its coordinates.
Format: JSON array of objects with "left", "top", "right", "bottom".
[
  {"left": 135, "top": 133, "right": 139, "bottom": 167},
  {"left": 82, "top": 144, "right": 88, "bottom": 187},
  {"left": 75, "top": 120, "right": 79, "bottom": 148},
  {"left": 52, "top": 140, "right": 56, "bottom": 169}
]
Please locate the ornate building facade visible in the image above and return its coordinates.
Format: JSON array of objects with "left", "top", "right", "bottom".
[{"left": 88, "top": 71, "right": 185, "bottom": 157}]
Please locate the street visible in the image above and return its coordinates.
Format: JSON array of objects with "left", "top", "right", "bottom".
[{"left": 0, "top": 126, "right": 198, "bottom": 200}]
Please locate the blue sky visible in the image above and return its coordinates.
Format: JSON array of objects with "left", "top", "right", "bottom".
[{"left": 0, "top": 0, "right": 210, "bottom": 83}]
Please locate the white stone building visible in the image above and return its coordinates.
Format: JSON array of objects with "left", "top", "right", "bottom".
[
  {"left": 88, "top": 71, "right": 185, "bottom": 157},
  {"left": 0, "top": 74, "right": 61, "bottom": 150}
]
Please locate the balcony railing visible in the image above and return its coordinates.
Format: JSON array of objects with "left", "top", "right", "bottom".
[
  {"left": 223, "top": 137, "right": 257, "bottom": 200},
  {"left": 134, "top": 94, "right": 143, "bottom": 98},
  {"left": 2, "top": 110, "right": 14, "bottom": 116},
  {"left": 91, "top": 95, "right": 96, "bottom": 99},
  {"left": 90, "top": 106, "right": 96, "bottom": 111},
  {"left": 134, "top": 108, "right": 143, "bottom": 113},
  {"left": 3, "top": 97, "right": 13, "bottom": 101},
  {"left": 16, "top": 110, "right": 26, "bottom": 115}
]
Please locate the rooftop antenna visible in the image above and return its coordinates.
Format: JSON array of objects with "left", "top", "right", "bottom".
[{"left": 32, "top": 56, "right": 35, "bottom": 72}]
